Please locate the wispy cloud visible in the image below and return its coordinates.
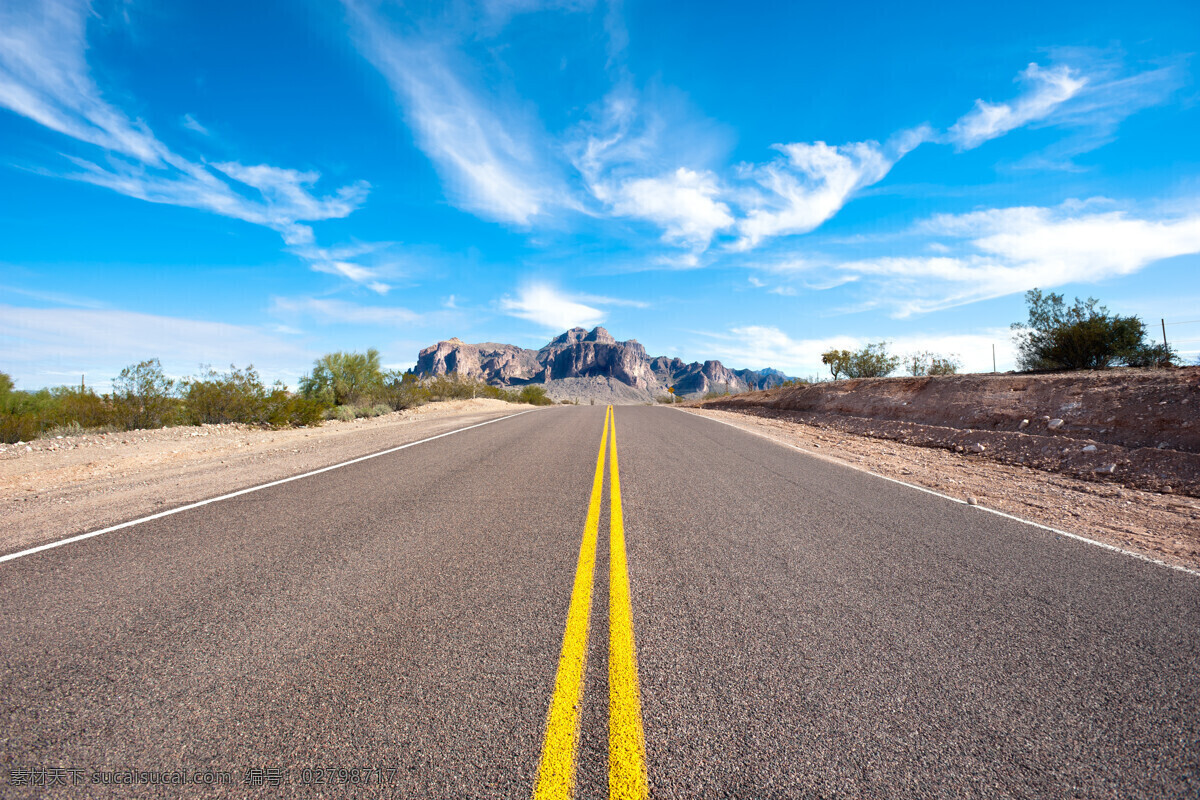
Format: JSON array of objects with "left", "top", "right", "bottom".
[
  {"left": 0, "top": 0, "right": 368, "bottom": 252},
  {"left": 270, "top": 296, "right": 422, "bottom": 326},
  {"left": 498, "top": 283, "right": 607, "bottom": 330},
  {"left": 181, "top": 113, "right": 209, "bottom": 135},
  {"left": 944, "top": 56, "right": 1182, "bottom": 165},
  {"left": 837, "top": 201, "right": 1200, "bottom": 315},
  {"left": 343, "top": 1, "right": 562, "bottom": 225},
  {"left": 573, "top": 292, "right": 650, "bottom": 309},
  {"left": 289, "top": 242, "right": 396, "bottom": 294},
  {"left": 947, "top": 63, "right": 1086, "bottom": 150}
]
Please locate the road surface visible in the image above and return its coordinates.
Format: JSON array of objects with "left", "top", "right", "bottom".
[{"left": 2, "top": 406, "right": 1197, "bottom": 798}]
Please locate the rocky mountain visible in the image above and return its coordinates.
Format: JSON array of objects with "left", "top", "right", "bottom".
[{"left": 413, "top": 327, "right": 793, "bottom": 402}]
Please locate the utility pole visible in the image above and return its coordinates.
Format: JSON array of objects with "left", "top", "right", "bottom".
[
  {"left": 992, "top": 344, "right": 996, "bottom": 374},
  {"left": 1163, "top": 318, "right": 1169, "bottom": 350}
]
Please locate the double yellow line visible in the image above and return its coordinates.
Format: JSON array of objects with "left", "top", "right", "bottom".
[{"left": 534, "top": 405, "right": 648, "bottom": 800}]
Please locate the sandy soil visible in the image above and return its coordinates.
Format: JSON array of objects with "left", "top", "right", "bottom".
[
  {"left": 684, "top": 407, "right": 1200, "bottom": 573},
  {"left": 0, "top": 399, "right": 531, "bottom": 555}
]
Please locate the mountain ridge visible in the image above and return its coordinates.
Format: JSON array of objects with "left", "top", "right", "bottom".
[{"left": 414, "top": 327, "right": 793, "bottom": 402}]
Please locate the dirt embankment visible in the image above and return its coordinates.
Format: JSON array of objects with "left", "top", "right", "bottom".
[{"left": 696, "top": 368, "right": 1200, "bottom": 497}]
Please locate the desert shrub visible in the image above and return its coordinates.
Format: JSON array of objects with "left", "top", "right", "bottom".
[
  {"left": 904, "top": 351, "right": 962, "bottom": 377},
  {"left": 823, "top": 343, "right": 899, "bottom": 379},
  {"left": 480, "top": 383, "right": 519, "bottom": 402},
  {"left": 331, "top": 406, "right": 357, "bottom": 422},
  {"left": 112, "top": 358, "right": 183, "bottom": 430},
  {"left": 262, "top": 387, "right": 326, "bottom": 428},
  {"left": 426, "top": 373, "right": 479, "bottom": 401},
  {"left": 0, "top": 373, "right": 39, "bottom": 443},
  {"left": 44, "top": 386, "right": 112, "bottom": 429},
  {"left": 376, "top": 371, "right": 429, "bottom": 410},
  {"left": 1122, "top": 342, "right": 1177, "bottom": 368},
  {"left": 183, "top": 365, "right": 327, "bottom": 428},
  {"left": 517, "top": 385, "right": 554, "bottom": 406},
  {"left": 299, "top": 349, "right": 384, "bottom": 406},
  {"left": 351, "top": 404, "right": 391, "bottom": 419},
  {"left": 183, "top": 365, "right": 267, "bottom": 425},
  {"left": 1011, "top": 289, "right": 1175, "bottom": 371}
]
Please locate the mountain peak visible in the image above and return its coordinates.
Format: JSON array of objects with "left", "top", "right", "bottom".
[{"left": 585, "top": 326, "right": 615, "bottom": 343}]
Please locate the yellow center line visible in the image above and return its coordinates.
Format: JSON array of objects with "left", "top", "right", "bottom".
[
  {"left": 608, "top": 408, "right": 649, "bottom": 800},
  {"left": 534, "top": 405, "right": 611, "bottom": 800}
]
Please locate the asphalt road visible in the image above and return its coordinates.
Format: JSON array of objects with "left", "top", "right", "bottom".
[{"left": 1, "top": 405, "right": 1197, "bottom": 798}]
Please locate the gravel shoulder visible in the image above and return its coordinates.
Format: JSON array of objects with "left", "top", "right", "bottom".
[
  {"left": 0, "top": 399, "right": 533, "bottom": 555},
  {"left": 683, "top": 407, "right": 1200, "bottom": 573}
]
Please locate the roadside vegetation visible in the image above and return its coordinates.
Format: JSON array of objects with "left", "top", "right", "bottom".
[
  {"left": 1011, "top": 289, "right": 1177, "bottom": 371},
  {"left": 0, "top": 351, "right": 550, "bottom": 444},
  {"left": 821, "top": 343, "right": 903, "bottom": 379}
]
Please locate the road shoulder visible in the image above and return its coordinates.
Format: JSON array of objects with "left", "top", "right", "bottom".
[
  {"left": 1, "top": 399, "right": 535, "bottom": 555},
  {"left": 682, "top": 406, "right": 1200, "bottom": 573}
]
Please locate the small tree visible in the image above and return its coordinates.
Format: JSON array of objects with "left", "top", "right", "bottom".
[
  {"left": 1011, "top": 289, "right": 1175, "bottom": 371},
  {"left": 299, "top": 349, "right": 384, "bottom": 406},
  {"left": 113, "top": 358, "right": 178, "bottom": 429},
  {"left": 822, "top": 349, "right": 852, "bottom": 379},
  {"left": 845, "top": 342, "right": 900, "bottom": 378}
]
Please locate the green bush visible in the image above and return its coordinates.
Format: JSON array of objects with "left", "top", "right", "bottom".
[
  {"left": 822, "top": 343, "right": 900, "bottom": 379},
  {"left": 299, "top": 349, "right": 385, "bottom": 406},
  {"left": 517, "top": 385, "right": 554, "bottom": 406},
  {"left": 182, "top": 365, "right": 328, "bottom": 428},
  {"left": 183, "top": 365, "right": 267, "bottom": 425},
  {"left": 113, "top": 358, "right": 182, "bottom": 429},
  {"left": 1011, "top": 289, "right": 1176, "bottom": 371},
  {"left": 263, "top": 389, "right": 326, "bottom": 428}
]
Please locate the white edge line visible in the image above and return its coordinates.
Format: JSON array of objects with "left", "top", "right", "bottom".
[
  {"left": 0, "top": 408, "right": 543, "bottom": 565},
  {"left": 679, "top": 407, "right": 1200, "bottom": 579}
]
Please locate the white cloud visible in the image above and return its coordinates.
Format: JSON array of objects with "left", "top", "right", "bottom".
[
  {"left": 610, "top": 168, "right": 734, "bottom": 247},
  {"left": 0, "top": 0, "right": 167, "bottom": 164},
  {"left": 947, "top": 63, "right": 1086, "bottom": 150},
  {"left": 698, "top": 326, "right": 1015, "bottom": 375},
  {"left": 269, "top": 297, "right": 421, "bottom": 326},
  {"left": 573, "top": 292, "right": 650, "bottom": 309},
  {"left": 734, "top": 128, "right": 930, "bottom": 250},
  {"left": 0, "top": 304, "right": 313, "bottom": 391},
  {"left": 768, "top": 286, "right": 797, "bottom": 296},
  {"left": 498, "top": 283, "right": 606, "bottom": 330},
  {"left": 181, "top": 114, "right": 209, "bottom": 135},
  {"left": 288, "top": 241, "right": 398, "bottom": 292},
  {"left": 0, "top": 0, "right": 368, "bottom": 257},
  {"left": 840, "top": 202, "right": 1200, "bottom": 315},
  {"left": 344, "top": 2, "right": 560, "bottom": 225},
  {"left": 308, "top": 262, "right": 390, "bottom": 294}
]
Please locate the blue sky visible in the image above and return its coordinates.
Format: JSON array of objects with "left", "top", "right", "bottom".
[{"left": 2, "top": 0, "right": 1198, "bottom": 390}]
